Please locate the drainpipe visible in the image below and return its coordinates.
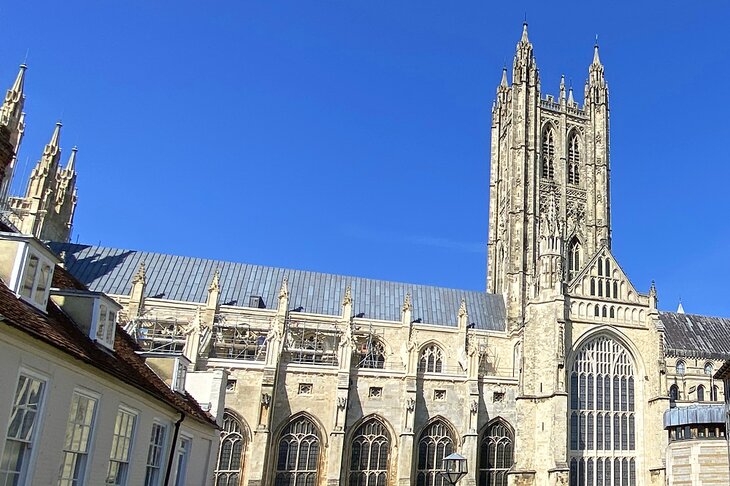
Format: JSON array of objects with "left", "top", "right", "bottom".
[{"left": 164, "top": 412, "right": 185, "bottom": 486}]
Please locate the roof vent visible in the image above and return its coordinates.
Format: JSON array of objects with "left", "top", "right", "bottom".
[{"left": 249, "top": 295, "right": 265, "bottom": 309}]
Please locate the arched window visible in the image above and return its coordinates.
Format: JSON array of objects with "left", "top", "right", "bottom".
[
  {"left": 274, "top": 416, "right": 321, "bottom": 486},
  {"left": 349, "top": 418, "right": 390, "bottom": 486},
  {"left": 669, "top": 384, "right": 679, "bottom": 401},
  {"left": 676, "top": 361, "right": 686, "bottom": 375},
  {"left": 704, "top": 362, "right": 714, "bottom": 375},
  {"left": 418, "top": 344, "right": 444, "bottom": 373},
  {"left": 215, "top": 411, "right": 246, "bottom": 486},
  {"left": 478, "top": 420, "right": 514, "bottom": 486},
  {"left": 711, "top": 386, "right": 719, "bottom": 401},
  {"left": 357, "top": 338, "right": 386, "bottom": 369},
  {"left": 416, "top": 420, "right": 455, "bottom": 486},
  {"left": 568, "top": 238, "right": 581, "bottom": 281},
  {"left": 570, "top": 336, "right": 637, "bottom": 486},
  {"left": 542, "top": 127, "right": 555, "bottom": 180},
  {"left": 568, "top": 133, "right": 580, "bottom": 185},
  {"left": 697, "top": 385, "right": 705, "bottom": 402}
]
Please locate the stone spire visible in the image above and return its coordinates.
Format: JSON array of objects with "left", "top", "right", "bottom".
[
  {"left": 586, "top": 40, "right": 608, "bottom": 105},
  {"left": 559, "top": 74, "right": 566, "bottom": 102},
  {"left": 1, "top": 64, "right": 26, "bottom": 126},
  {"left": 512, "top": 22, "right": 538, "bottom": 85},
  {"left": 25, "top": 122, "right": 62, "bottom": 200},
  {"left": 65, "top": 146, "right": 77, "bottom": 174}
]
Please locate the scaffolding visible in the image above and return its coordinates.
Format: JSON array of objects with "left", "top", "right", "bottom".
[
  {"left": 132, "top": 314, "right": 190, "bottom": 354},
  {"left": 284, "top": 319, "right": 339, "bottom": 366},
  {"left": 211, "top": 315, "right": 269, "bottom": 361},
  {"left": 354, "top": 324, "right": 386, "bottom": 369}
]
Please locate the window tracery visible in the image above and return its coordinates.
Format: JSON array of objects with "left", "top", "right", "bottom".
[
  {"left": 274, "top": 417, "right": 320, "bottom": 486},
  {"left": 349, "top": 418, "right": 390, "bottom": 486},
  {"left": 478, "top": 420, "right": 514, "bottom": 486},
  {"left": 568, "top": 134, "right": 580, "bottom": 185},
  {"left": 418, "top": 344, "right": 444, "bottom": 373},
  {"left": 416, "top": 420, "right": 454, "bottom": 486},
  {"left": 215, "top": 411, "right": 245, "bottom": 486},
  {"left": 568, "top": 238, "right": 581, "bottom": 281},
  {"left": 570, "top": 336, "right": 636, "bottom": 486}
]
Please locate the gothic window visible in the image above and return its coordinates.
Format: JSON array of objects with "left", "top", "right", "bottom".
[
  {"left": 568, "top": 133, "right": 580, "bottom": 185},
  {"left": 416, "top": 420, "right": 455, "bottom": 486},
  {"left": 418, "top": 344, "right": 444, "bottom": 373},
  {"left": 669, "top": 384, "right": 679, "bottom": 401},
  {"left": 711, "top": 386, "right": 719, "bottom": 401},
  {"left": 357, "top": 337, "right": 386, "bottom": 369},
  {"left": 676, "top": 361, "right": 686, "bottom": 375},
  {"left": 349, "top": 418, "right": 390, "bottom": 486},
  {"left": 568, "top": 238, "right": 581, "bottom": 280},
  {"left": 478, "top": 420, "right": 514, "bottom": 486},
  {"left": 704, "top": 362, "right": 714, "bottom": 375},
  {"left": 541, "top": 127, "right": 555, "bottom": 180},
  {"left": 215, "top": 411, "right": 246, "bottom": 486},
  {"left": 569, "top": 336, "right": 637, "bottom": 486},
  {"left": 697, "top": 385, "right": 705, "bottom": 402},
  {"left": 274, "top": 416, "right": 321, "bottom": 486},
  {"left": 597, "top": 258, "right": 603, "bottom": 276}
]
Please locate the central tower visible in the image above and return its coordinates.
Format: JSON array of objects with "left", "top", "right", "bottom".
[{"left": 486, "top": 24, "right": 611, "bottom": 328}]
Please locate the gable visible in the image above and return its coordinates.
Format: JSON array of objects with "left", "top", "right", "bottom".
[{"left": 568, "top": 246, "right": 642, "bottom": 304}]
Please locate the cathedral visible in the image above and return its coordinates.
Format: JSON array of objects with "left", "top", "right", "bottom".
[{"left": 3, "top": 24, "right": 729, "bottom": 486}]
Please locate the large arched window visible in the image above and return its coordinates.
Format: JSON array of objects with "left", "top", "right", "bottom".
[
  {"left": 275, "top": 416, "right": 321, "bottom": 486},
  {"left": 542, "top": 126, "right": 555, "bottom": 180},
  {"left": 215, "top": 411, "right": 246, "bottom": 486},
  {"left": 349, "top": 417, "right": 390, "bottom": 486},
  {"left": 418, "top": 344, "right": 444, "bottom": 373},
  {"left": 416, "top": 420, "right": 455, "bottom": 486},
  {"left": 568, "top": 238, "right": 581, "bottom": 281},
  {"left": 568, "top": 133, "right": 580, "bottom": 185},
  {"left": 569, "top": 336, "right": 637, "bottom": 486},
  {"left": 357, "top": 338, "right": 386, "bottom": 369},
  {"left": 697, "top": 385, "right": 705, "bottom": 402},
  {"left": 478, "top": 419, "right": 514, "bottom": 486}
]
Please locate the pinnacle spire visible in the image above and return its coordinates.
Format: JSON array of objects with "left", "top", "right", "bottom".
[
  {"left": 65, "top": 146, "right": 78, "bottom": 173},
  {"left": 592, "top": 36, "right": 601, "bottom": 65},
  {"left": 559, "top": 74, "right": 566, "bottom": 100},
  {"left": 520, "top": 22, "right": 529, "bottom": 44},
  {"left": 49, "top": 121, "right": 62, "bottom": 147},
  {"left": 500, "top": 67, "right": 508, "bottom": 87},
  {"left": 9, "top": 64, "right": 26, "bottom": 99},
  {"left": 568, "top": 86, "right": 574, "bottom": 104}
]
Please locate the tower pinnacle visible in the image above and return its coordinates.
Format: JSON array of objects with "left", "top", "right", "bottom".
[
  {"left": 46, "top": 121, "right": 62, "bottom": 156},
  {"left": 65, "top": 146, "right": 78, "bottom": 173},
  {"left": 7, "top": 64, "right": 26, "bottom": 103},
  {"left": 520, "top": 22, "right": 529, "bottom": 44}
]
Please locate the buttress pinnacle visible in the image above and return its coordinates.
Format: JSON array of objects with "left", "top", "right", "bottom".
[
  {"left": 592, "top": 42, "right": 601, "bottom": 66},
  {"left": 520, "top": 22, "right": 529, "bottom": 44},
  {"left": 65, "top": 146, "right": 78, "bottom": 173},
  {"left": 7, "top": 64, "right": 26, "bottom": 102}
]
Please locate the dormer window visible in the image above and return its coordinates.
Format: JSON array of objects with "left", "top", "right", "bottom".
[
  {"left": 94, "top": 302, "right": 118, "bottom": 349},
  {"left": 50, "top": 289, "right": 121, "bottom": 351},
  {"left": 172, "top": 357, "right": 188, "bottom": 393},
  {"left": 0, "top": 233, "right": 59, "bottom": 312}
]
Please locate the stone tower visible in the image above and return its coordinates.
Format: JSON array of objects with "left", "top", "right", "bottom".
[
  {"left": 0, "top": 64, "right": 26, "bottom": 205},
  {"left": 7, "top": 122, "right": 78, "bottom": 242},
  {"left": 486, "top": 24, "right": 610, "bottom": 328}
]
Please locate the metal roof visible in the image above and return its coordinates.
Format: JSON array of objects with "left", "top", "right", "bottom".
[
  {"left": 663, "top": 404, "right": 725, "bottom": 428},
  {"left": 50, "top": 243, "right": 506, "bottom": 331},
  {"left": 660, "top": 312, "right": 730, "bottom": 359}
]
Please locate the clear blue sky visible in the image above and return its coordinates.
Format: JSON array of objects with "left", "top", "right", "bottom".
[{"left": 2, "top": 1, "right": 729, "bottom": 316}]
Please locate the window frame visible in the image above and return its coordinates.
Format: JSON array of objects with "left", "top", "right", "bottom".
[
  {"left": 0, "top": 368, "right": 49, "bottom": 486},
  {"left": 105, "top": 405, "right": 138, "bottom": 486},
  {"left": 348, "top": 417, "right": 391, "bottom": 486},
  {"left": 58, "top": 388, "right": 100, "bottom": 486},
  {"left": 144, "top": 421, "right": 168, "bottom": 486},
  {"left": 171, "top": 433, "right": 193, "bottom": 486},
  {"left": 10, "top": 244, "right": 55, "bottom": 312},
  {"left": 214, "top": 411, "right": 246, "bottom": 486}
]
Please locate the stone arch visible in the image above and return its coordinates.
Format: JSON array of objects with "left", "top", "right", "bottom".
[
  {"left": 214, "top": 409, "right": 252, "bottom": 486},
  {"left": 414, "top": 416, "right": 460, "bottom": 486},
  {"left": 477, "top": 417, "right": 515, "bottom": 486},
  {"left": 271, "top": 411, "right": 327, "bottom": 486},
  {"left": 344, "top": 414, "right": 397, "bottom": 486},
  {"left": 569, "top": 326, "right": 646, "bottom": 378},
  {"left": 417, "top": 340, "right": 446, "bottom": 373}
]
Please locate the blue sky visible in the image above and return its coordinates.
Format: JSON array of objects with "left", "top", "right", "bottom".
[{"left": 2, "top": 1, "right": 729, "bottom": 316}]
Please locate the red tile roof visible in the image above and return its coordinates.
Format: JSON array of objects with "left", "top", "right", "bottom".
[{"left": 0, "top": 264, "right": 217, "bottom": 427}]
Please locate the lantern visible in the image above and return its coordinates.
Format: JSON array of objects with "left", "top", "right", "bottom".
[{"left": 441, "top": 452, "right": 467, "bottom": 484}]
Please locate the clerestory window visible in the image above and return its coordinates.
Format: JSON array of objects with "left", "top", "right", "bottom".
[
  {"left": 418, "top": 344, "right": 444, "bottom": 373},
  {"left": 542, "top": 127, "right": 556, "bottom": 180},
  {"left": 568, "top": 134, "right": 580, "bottom": 185}
]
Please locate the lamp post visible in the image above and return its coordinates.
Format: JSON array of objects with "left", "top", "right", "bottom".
[{"left": 441, "top": 452, "right": 467, "bottom": 485}]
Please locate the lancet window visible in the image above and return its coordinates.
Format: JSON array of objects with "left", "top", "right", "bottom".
[
  {"left": 568, "top": 134, "right": 580, "bottom": 185},
  {"left": 274, "top": 416, "right": 321, "bottom": 486},
  {"left": 349, "top": 418, "right": 390, "bottom": 486},
  {"left": 416, "top": 420, "right": 455, "bottom": 486},
  {"left": 542, "top": 127, "right": 555, "bottom": 180},
  {"left": 418, "top": 344, "right": 444, "bottom": 373},
  {"left": 215, "top": 411, "right": 246, "bottom": 486},
  {"left": 478, "top": 420, "right": 514, "bottom": 486},
  {"left": 568, "top": 238, "right": 581, "bottom": 281},
  {"left": 569, "top": 336, "right": 637, "bottom": 486}
]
